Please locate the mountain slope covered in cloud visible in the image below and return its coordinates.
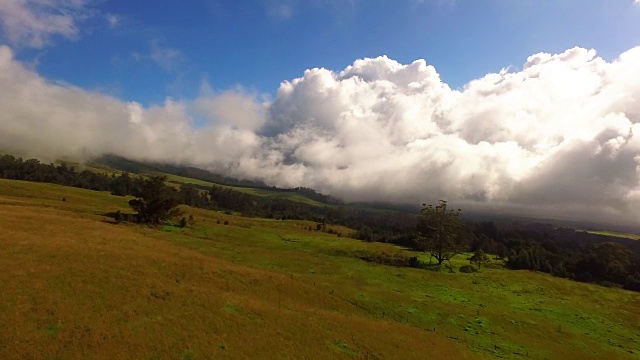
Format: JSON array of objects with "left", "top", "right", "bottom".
[{"left": 1, "top": 45, "right": 639, "bottom": 226}]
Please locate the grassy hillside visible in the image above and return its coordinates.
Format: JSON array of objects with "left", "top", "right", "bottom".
[
  {"left": 158, "top": 172, "right": 327, "bottom": 207},
  {"left": 1, "top": 179, "right": 639, "bottom": 359},
  {"left": 87, "top": 155, "right": 333, "bottom": 207}
]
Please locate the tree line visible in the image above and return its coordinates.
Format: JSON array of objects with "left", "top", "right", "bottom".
[
  {"left": 414, "top": 201, "right": 640, "bottom": 291},
  {"left": 468, "top": 221, "right": 640, "bottom": 291},
  {"left": 0, "top": 155, "right": 414, "bottom": 231}
]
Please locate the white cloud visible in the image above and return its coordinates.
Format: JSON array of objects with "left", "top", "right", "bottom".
[
  {"left": 133, "top": 41, "right": 185, "bottom": 72},
  {"left": 260, "top": 47, "right": 640, "bottom": 226},
  {"left": 1, "top": 44, "right": 640, "bottom": 227},
  {"left": 193, "top": 87, "right": 268, "bottom": 132},
  {"left": 150, "top": 43, "right": 184, "bottom": 71},
  {"left": 105, "top": 13, "right": 120, "bottom": 29},
  {"left": 0, "top": 0, "right": 94, "bottom": 48},
  {"left": 0, "top": 45, "right": 262, "bottom": 169}
]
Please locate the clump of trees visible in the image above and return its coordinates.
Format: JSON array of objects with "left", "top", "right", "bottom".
[
  {"left": 415, "top": 200, "right": 468, "bottom": 265},
  {"left": 470, "top": 249, "right": 490, "bottom": 269},
  {"left": 128, "top": 176, "right": 183, "bottom": 224},
  {"left": 471, "top": 221, "right": 640, "bottom": 291}
]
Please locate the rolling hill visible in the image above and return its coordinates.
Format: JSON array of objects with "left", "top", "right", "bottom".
[{"left": 1, "top": 178, "right": 639, "bottom": 359}]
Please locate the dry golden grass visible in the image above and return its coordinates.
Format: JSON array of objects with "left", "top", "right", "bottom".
[
  {"left": 1, "top": 179, "right": 639, "bottom": 359},
  {"left": 0, "top": 180, "right": 469, "bottom": 359}
]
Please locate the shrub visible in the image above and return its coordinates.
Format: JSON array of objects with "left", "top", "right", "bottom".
[
  {"left": 459, "top": 265, "right": 478, "bottom": 273},
  {"left": 624, "top": 273, "right": 640, "bottom": 291},
  {"left": 408, "top": 256, "right": 424, "bottom": 269},
  {"left": 114, "top": 210, "right": 124, "bottom": 224}
]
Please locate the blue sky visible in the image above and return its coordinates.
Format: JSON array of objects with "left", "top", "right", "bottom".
[{"left": 5, "top": 0, "right": 640, "bottom": 106}]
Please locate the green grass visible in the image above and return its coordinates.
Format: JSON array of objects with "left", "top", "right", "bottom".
[
  {"left": 1, "top": 179, "right": 640, "bottom": 359},
  {"left": 164, "top": 175, "right": 327, "bottom": 206},
  {"left": 78, "top": 158, "right": 330, "bottom": 207}
]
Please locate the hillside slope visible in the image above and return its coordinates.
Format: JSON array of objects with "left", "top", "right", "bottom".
[{"left": 1, "top": 179, "right": 639, "bottom": 359}]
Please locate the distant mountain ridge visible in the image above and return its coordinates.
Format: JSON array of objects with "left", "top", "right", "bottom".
[{"left": 90, "top": 154, "right": 343, "bottom": 205}]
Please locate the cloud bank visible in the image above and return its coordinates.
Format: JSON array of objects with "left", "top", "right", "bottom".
[
  {"left": 0, "top": 0, "right": 95, "bottom": 48},
  {"left": 1, "top": 44, "right": 640, "bottom": 226}
]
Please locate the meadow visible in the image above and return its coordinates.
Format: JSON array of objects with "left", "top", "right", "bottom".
[{"left": 1, "top": 179, "right": 639, "bottom": 359}]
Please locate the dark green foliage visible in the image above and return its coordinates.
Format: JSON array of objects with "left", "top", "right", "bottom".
[
  {"left": 508, "top": 249, "right": 532, "bottom": 270},
  {"left": 109, "top": 172, "right": 135, "bottom": 196},
  {"left": 408, "top": 256, "right": 423, "bottom": 268},
  {"left": 474, "top": 221, "right": 640, "bottom": 291},
  {"left": 624, "top": 273, "right": 640, "bottom": 291},
  {"left": 415, "top": 200, "right": 468, "bottom": 265},
  {"left": 356, "top": 252, "right": 425, "bottom": 269},
  {"left": 114, "top": 210, "right": 124, "bottom": 224},
  {"left": 180, "top": 184, "right": 209, "bottom": 208},
  {"left": 470, "top": 249, "right": 490, "bottom": 269},
  {"left": 292, "top": 187, "right": 343, "bottom": 204},
  {"left": 0, "top": 155, "right": 144, "bottom": 196},
  {"left": 459, "top": 265, "right": 478, "bottom": 273},
  {"left": 128, "top": 176, "right": 183, "bottom": 224}
]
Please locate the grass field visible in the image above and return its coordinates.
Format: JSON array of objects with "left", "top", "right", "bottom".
[
  {"left": 1, "top": 179, "right": 639, "bottom": 359},
  {"left": 81, "top": 162, "right": 328, "bottom": 207}
]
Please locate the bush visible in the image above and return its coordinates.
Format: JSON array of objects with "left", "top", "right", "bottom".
[
  {"left": 624, "top": 273, "right": 640, "bottom": 291},
  {"left": 459, "top": 265, "right": 478, "bottom": 273},
  {"left": 114, "top": 210, "right": 124, "bottom": 224},
  {"left": 408, "top": 256, "right": 424, "bottom": 269}
]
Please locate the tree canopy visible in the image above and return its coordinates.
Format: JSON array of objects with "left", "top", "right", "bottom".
[
  {"left": 128, "top": 176, "right": 183, "bottom": 224},
  {"left": 416, "top": 200, "right": 467, "bottom": 265},
  {"left": 470, "top": 249, "right": 490, "bottom": 269}
]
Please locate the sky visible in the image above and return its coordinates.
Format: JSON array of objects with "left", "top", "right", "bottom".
[{"left": 1, "top": 0, "right": 640, "bottom": 227}]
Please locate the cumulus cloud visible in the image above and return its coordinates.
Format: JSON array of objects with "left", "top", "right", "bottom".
[
  {"left": 0, "top": 45, "right": 263, "bottom": 169},
  {"left": 0, "top": 0, "right": 94, "bottom": 48},
  {"left": 1, "top": 44, "right": 640, "bottom": 227},
  {"left": 260, "top": 47, "right": 640, "bottom": 226}
]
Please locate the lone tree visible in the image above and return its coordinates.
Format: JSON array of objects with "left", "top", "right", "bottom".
[
  {"left": 416, "top": 200, "right": 467, "bottom": 265},
  {"left": 470, "top": 249, "right": 490, "bottom": 269},
  {"left": 128, "top": 176, "right": 182, "bottom": 224}
]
